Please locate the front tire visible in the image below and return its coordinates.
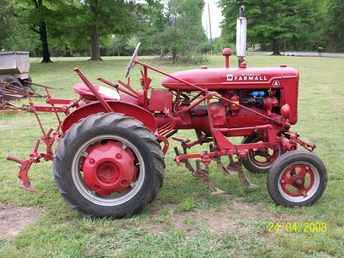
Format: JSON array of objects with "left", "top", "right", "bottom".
[
  {"left": 54, "top": 113, "right": 164, "bottom": 218},
  {"left": 267, "top": 151, "right": 327, "bottom": 207}
]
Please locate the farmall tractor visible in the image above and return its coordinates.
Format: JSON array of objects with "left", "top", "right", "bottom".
[{"left": 7, "top": 3, "right": 327, "bottom": 218}]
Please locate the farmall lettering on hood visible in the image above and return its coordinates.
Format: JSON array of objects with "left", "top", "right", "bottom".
[
  {"left": 162, "top": 66, "right": 298, "bottom": 91},
  {"left": 227, "top": 72, "right": 268, "bottom": 81}
]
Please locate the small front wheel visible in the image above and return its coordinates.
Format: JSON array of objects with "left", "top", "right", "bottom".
[{"left": 267, "top": 151, "right": 327, "bottom": 207}]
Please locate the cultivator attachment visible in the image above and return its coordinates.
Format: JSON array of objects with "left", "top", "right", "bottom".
[
  {"left": 174, "top": 145, "right": 225, "bottom": 195},
  {"left": 173, "top": 137, "right": 256, "bottom": 195},
  {"left": 5, "top": 82, "right": 75, "bottom": 191},
  {"left": 7, "top": 127, "right": 60, "bottom": 192},
  {"left": 209, "top": 144, "right": 236, "bottom": 176}
]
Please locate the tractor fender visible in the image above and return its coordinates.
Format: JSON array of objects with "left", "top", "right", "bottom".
[{"left": 61, "top": 101, "right": 157, "bottom": 133}]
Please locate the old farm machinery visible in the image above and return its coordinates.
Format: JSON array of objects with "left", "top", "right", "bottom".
[
  {"left": 0, "top": 52, "right": 35, "bottom": 109},
  {"left": 6, "top": 3, "right": 327, "bottom": 218}
]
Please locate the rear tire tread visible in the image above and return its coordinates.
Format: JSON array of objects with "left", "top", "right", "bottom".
[{"left": 54, "top": 112, "right": 165, "bottom": 218}]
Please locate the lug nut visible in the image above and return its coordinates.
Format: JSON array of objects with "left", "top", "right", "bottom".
[
  {"left": 89, "top": 158, "right": 95, "bottom": 164},
  {"left": 115, "top": 153, "right": 122, "bottom": 159}
]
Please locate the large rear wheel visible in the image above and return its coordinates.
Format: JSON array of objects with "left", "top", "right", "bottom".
[{"left": 54, "top": 113, "right": 164, "bottom": 218}]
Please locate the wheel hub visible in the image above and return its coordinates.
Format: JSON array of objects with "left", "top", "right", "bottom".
[
  {"left": 82, "top": 141, "right": 137, "bottom": 196},
  {"left": 280, "top": 164, "right": 315, "bottom": 197}
]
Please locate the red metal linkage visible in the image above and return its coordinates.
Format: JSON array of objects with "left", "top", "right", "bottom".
[
  {"left": 6, "top": 86, "right": 73, "bottom": 191},
  {"left": 74, "top": 68, "right": 113, "bottom": 113}
]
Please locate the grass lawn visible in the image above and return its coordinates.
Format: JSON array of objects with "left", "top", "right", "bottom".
[{"left": 0, "top": 55, "right": 343, "bottom": 258}]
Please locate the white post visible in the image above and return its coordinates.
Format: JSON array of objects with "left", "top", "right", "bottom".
[
  {"left": 236, "top": 16, "right": 247, "bottom": 58},
  {"left": 236, "top": 3, "right": 247, "bottom": 66}
]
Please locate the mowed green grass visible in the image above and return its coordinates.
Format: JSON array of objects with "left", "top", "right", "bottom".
[{"left": 0, "top": 55, "right": 343, "bottom": 258}]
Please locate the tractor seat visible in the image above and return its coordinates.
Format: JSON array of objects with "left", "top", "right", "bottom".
[{"left": 73, "top": 82, "right": 120, "bottom": 101}]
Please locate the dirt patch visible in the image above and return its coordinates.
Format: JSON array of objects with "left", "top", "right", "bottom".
[
  {"left": 0, "top": 204, "right": 41, "bottom": 240},
  {"left": 146, "top": 198, "right": 297, "bottom": 238},
  {"left": 197, "top": 200, "right": 293, "bottom": 236}
]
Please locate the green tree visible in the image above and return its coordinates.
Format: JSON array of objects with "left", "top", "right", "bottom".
[
  {"left": 75, "top": 0, "right": 158, "bottom": 61},
  {"left": 0, "top": 0, "right": 15, "bottom": 50},
  {"left": 220, "top": 0, "right": 321, "bottom": 54},
  {"left": 4, "top": 0, "right": 78, "bottom": 57},
  {"left": 103, "top": 35, "right": 128, "bottom": 56},
  {"left": 158, "top": 0, "right": 207, "bottom": 62},
  {"left": 327, "top": 0, "right": 344, "bottom": 51},
  {"left": 15, "top": 0, "right": 60, "bottom": 62},
  {"left": 78, "top": 0, "right": 133, "bottom": 60},
  {"left": 134, "top": 1, "right": 167, "bottom": 55}
]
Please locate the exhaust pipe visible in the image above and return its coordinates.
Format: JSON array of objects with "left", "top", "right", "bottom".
[{"left": 236, "top": 1, "right": 247, "bottom": 67}]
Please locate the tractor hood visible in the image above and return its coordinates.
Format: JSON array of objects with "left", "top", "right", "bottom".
[{"left": 161, "top": 66, "right": 299, "bottom": 90}]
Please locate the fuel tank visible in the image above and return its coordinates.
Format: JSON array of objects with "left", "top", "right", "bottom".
[{"left": 161, "top": 66, "right": 299, "bottom": 91}]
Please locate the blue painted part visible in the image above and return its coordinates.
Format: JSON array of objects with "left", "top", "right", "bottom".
[{"left": 250, "top": 91, "right": 265, "bottom": 97}]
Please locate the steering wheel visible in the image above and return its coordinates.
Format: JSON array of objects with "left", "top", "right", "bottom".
[{"left": 125, "top": 42, "right": 141, "bottom": 78}]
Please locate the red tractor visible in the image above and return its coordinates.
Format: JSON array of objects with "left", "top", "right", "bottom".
[{"left": 7, "top": 3, "right": 327, "bottom": 218}]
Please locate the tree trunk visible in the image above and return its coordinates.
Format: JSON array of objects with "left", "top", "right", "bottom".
[
  {"left": 272, "top": 39, "right": 281, "bottom": 56},
  {"left": 35, "top": 0, "right": 51, "bottom": 63},
  {"left": 172, "top": 47, "right": 177, "bottom": 62},
  {"left": 90, "top": 24, "right": 102, "bottom": 61},
  {"left": 65, "top": 46, "right": 72, "bottom": 57},
  {"left": 89, "top": 0, "right": 102, "bottom": 61},
  {"left": 39, "top": 21, "right": 52, "bottom": 63}
]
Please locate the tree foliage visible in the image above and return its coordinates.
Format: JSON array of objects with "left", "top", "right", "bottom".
[
  {"left": 14, "top": 0, "right": 64, "bottom": 62},
  {"left": 219, "top": 0, "right": 344, "bottom": 54},
  {"left": 155, "top": 0, "right": 208, "bottom": 62},
  {"left": 1, "top": 0, "right": 158, "bottom": 60},
  {"left": 76, "top": 0, "right": 137, "bottom": 60},
  {"left": 220, "top": 0, "right": 326, "bottom": 55},
  {"left": 0, "top": 0, "right": 15, "bottom": 49},
  {"left": 1, "top": 0, "right": 343, "bottom": 62},
  {"left": 326, "top": 0, "right": 344, "bottom": 51}
]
